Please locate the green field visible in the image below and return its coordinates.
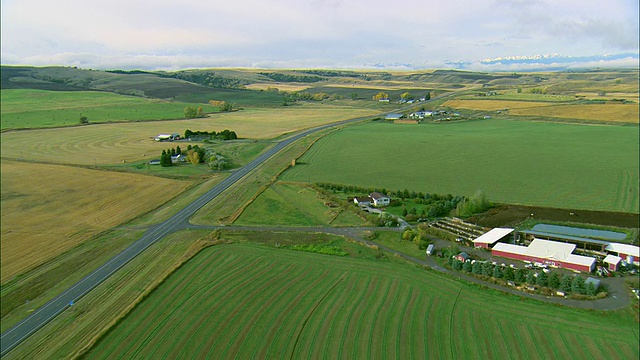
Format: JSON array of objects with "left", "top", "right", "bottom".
[
  {"left": 234, "top": 182, "right": 365, "bottom": 227},
  {"left": 281, "top": 119, "right": 639, "bottom": 213},
  {"left": 0, "top": 89, "right": 218, "bottom": 129},
  {"left": 85, "top": 243, "right": 639, "bottom": 359}
]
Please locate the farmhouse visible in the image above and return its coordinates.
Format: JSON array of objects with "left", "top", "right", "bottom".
[
  {"left": 369, "top": 192, "right": 390, "bottom": 207},
  {"left": 492, "top": 239, "right": 596, "bottom": 272},
  {"left": 472, "top": 228, "right": 514, "bottom": 249}
]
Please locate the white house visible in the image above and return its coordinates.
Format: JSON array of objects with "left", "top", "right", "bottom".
[
  {"left": 353, "top": 196, "right": 372, "bottom": 206},
  {"left": 369, "top": 192, "right": 390, "bottom": 207}
]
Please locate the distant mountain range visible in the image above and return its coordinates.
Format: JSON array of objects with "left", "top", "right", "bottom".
[{"left": 366, "top": 53, "right": 639, "bottom": 72}]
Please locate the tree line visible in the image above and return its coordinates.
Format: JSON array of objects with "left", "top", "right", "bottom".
[
  {"left": 184, "top": 129, "right": 237, "bottom": 140},
  {"left": 441, "top": 247, "right": 601, "bottom": 296}
]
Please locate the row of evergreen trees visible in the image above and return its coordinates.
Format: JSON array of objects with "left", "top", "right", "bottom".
[
  {"left": 442, "top": 248, "right": 599, "bottom": 295},
  {"left": 159, "top": 145, "right": 206, "bottom": 167}
]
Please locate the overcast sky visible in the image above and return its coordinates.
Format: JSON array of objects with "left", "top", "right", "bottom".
[{"left": 1, "top": 0, "right": 638, "bottom": 70}]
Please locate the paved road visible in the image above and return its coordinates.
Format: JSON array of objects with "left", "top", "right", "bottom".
[{"left": 0, "top": 115, "right": 371, "bottom": 357}]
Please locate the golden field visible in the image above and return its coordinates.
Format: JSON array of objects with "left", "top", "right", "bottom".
[
  {"left": 0, "top": 160, "right": 189, "bottom": 282},
  {"left": 0, "top": 104, "right": 378, "bottom": 166},
  {"left": 443, "top": 99, "right": 639, "bottom": 124},
  {"left": 244, "top": 83, "right": 311, "bottom": 92}
]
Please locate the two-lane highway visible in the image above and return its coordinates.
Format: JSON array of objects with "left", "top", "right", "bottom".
[{"left": 0, "top": 115, "right": 375, "bottom": 357}]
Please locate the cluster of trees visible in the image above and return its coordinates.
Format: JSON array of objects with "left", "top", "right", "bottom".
[
  {"left": 208, "top": 100, "right": 233, "bottom": 112},
  {"left": 258, "top": 72, "right": 323, "bottom": 83},
  {"left": 159, "top": 145, "right": 206, "bottom": 167},
  {"left": 442, "top": 248, "right": 599, "bottom": 296},
  {"left": 315, "top": 183, "right": 464, "bottom": 219},
  {"left": 79, "top": 115, "right": 88, "bottom": 124},
  {"left": 158, "top": 71, "right": 247, "bottom": 89},
  {"left": 184, "top": 129, "right": 237, "bottom": 140},
  {"left": 299, "top": 70, "right": 367, "bottom": 79},
  {"left": 184, "top": 106, "right": 205, "bottom": 119},
  {"left": 401, "top": 223, "right": 431, "bottom": 250},
  {"left": 373, "top": 92, "right": 389, "bottom": 101},
  {"left": 454, "top": 190, "right": 491, "bottom": 217}
]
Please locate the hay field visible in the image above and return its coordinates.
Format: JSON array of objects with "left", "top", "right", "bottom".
[
  {"left": 0, "top": 104, "right": 377, "bottom": 166},
  {"left": 85, "top": 244, "right": 639, "bottom": 359},
  {"left": 510, "top": 103, "right": 639, "bottom": 124},
  {"left": 444, "top": 99, "right": 639, "bottom": 123},
  {"left": 0, "top": 160, "right": 189, "bottom": 281}
]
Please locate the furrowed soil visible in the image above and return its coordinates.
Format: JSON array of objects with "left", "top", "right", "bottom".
[{"left": 469, "top": 204, "right": 640, "bottom": 229}]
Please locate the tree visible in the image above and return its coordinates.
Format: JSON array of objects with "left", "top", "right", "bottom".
[
  {"left": 503, "top": 267, "right": 515, "bottom": 281},
  {"left": 571, "top": 276, "right": 585, "bottom": 294},
  {"left": 463, "top": 260, "right": 472, "bottom": 272},
  {"left": 187, "top": 149, "right": 201, "bottom": 164},
  {"left": 220, "top": 102, "right": 234, "bottom": 112},
  {"left": 350, "top": 92, "right": 358, "bottom": 100},
  {"left": 492, "top": 265, "right": 503, "bottom": 279},
  {"left": 184, "top": 106, "right": 198, "bottom": 118},
  {"left": 452, "top": 259, "right": 463, "bottom": 271},
  {"left": 472, "top": 261, "right": 482, "bottom": 275},
  {"left": 79, "top": 115, "right": 88, "bottom": 124},
  {"left": 536, "top": 271, "right": 548, "bottom": 287},
  {"left": 425, "top": 92, "right": 431, "bottom": 100},
  {"left": 482, "top": 262, "right": 493, "bottom": 277},
  {"left": 401, "top": 92, "right": 412, "bottom": 101},
  {"left": 373, "top": 92, "right": 389, "bottom": 101},
  {"left": 560, "top": 275, "right": 572, "bottom": 292},
  {"left": 526, "top": 272, "right": 536, "bottom": 285},
  {"left": 160, "top": 149, "right": 172, "bottom": 167},
  {"left": 585, "top": 282, "right": 597, "bottom": 296},
  {"left": 514, "top": 268, "right": 526, "bottom": 284},
  {"left": 197, "top": 106, "right": 204, "bottom": 117},
  {"left": 548, "top": 272, "right": 560, "bottom": 289},
  {"left": 176, "top": 146, "right": 182, "bottom": 155},
  {"left": 402, "top": 207, "right": 408, "bottom": 217}
]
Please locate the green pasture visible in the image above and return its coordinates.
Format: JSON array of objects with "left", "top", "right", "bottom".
[
  {"left": 0, "top": 89, "right": 218, "bottom": 130},
  {"left": 233, "top": 182, "right": 365, "bottom": 227},
  {"left": 85, "top": 243, "right": 638, "bottom": 359},
  {"left": 281, "top": 119, "right": 639, "bottom": 213}
]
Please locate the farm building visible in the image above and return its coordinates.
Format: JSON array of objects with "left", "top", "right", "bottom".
[
  {"left": 604, "top": 243, "right": 639, "bottom": 266},
  {"left": 369, "top": 192, "right": 390, "bottom": 207},
  {"left": 385, "top": 113, "right": 404, "bottom": 120},
  {"left": 518, "top": 230, "right": 610, "bottom": 252},
  {"left": 155, "top": 133, "right": 181, "bottom": 142},
  {"left": 492, "top": 239, "right": 596, "bottom": 272},
  {"left": 603, "top": 254, "right": 622, "bottom": 271},
  {"left": 472, "top": 228, "right": 514, "bottom": 249},
  {"left": 455, "top": 252, "right": 469, "bottom": 262},
  {"left": 353, "top": 196, "right": 372, "bottom": 206}
]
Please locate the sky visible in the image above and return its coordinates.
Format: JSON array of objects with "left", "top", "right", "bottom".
[{"left": 1, "top": 0, "right": 639, "bottom": 71}]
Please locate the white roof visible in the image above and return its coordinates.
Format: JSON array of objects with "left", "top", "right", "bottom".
[
  {"left": 527, "top": 239, "right": 575, "bottom": 260},
  {"left": 603, "top": 254, "right": 622, "bottom": 265},
  {"left": 605, "top": 243, "right": 640, "bottom": 257},
  {"left": 565, "top": 254, "right": 596, "bottom": 267},
  {"left": 493, "top": 239, "right": 595, "bottom": 267},
  {"left": 492, "top": 242, "right": 527, "bottom": 256},
  {"left": 473, "top": 228, "right": 514, "bottom": 245}
]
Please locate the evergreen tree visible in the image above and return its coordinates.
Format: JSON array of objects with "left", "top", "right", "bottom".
[
  {"left": 472, "top": 261, "right": 482, "bottom": 275},
  {"left": 526, "top": 272, "right": 536, "bottom": 285},
  {"left": 463, "top": 260, "right": 472, "bottom": 273},
  {"left": 571, "top": 276, "right": 586, "bottom": 294},
  {"left": 515, "top": 268, "right": 526, "bottom": 283},
  {"left": 503, "top": 267, "right": 515, "bottom": 281},
  {"left": 493, "top": 265, "right": 503, "bottom": 279},
  {"left": 548, "top": 272, "right": 560, "bottom": 289},
  {"left": 585, "top": 282, "right": 597, "bottom": 296},
  {"left": 560, "top": 275, "right": 572, "bottom": 292},
  {"left": 536, "top": 271, "right": 548, "bottom": 287}
]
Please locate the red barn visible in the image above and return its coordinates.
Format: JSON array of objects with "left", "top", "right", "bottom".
[{"left": 492, "top": 239, "right": 595, "bottom": 273}]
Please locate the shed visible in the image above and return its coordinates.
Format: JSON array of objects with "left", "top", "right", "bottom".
[
  {"left": 603, "top": 254, "right": 622, "bottom": 271},
  {"left": 385, "top": 113, "right": 404, "bottom": 120},
  {"left": 605, "top": 243, "right": 639, "bottom": 266},
  {"left": 455, "top": 252, "right": 469, "bottom": 262},
  {"left": 585, "top": 277, "right": 601, "bottom": 291}
]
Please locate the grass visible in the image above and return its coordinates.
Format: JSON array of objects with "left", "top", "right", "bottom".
[
  {"left": 83, "top": 243, "right": 639, "bottom": 359},
  {"left": 0, "top": 89, "right": 219, "bottom": 130},
  {"left": 0, "top": 160, "right": 190, "bottom": 282},
  {"left": 280, "top": 119, "right": 639, "bottom": 214},
  {"left": 233, "top": 181, "right": 365, "bottom": 227}
]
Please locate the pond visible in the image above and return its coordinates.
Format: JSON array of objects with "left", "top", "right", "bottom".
[{"left": 531, "top": 224, "right": 627, "bottom": 241}]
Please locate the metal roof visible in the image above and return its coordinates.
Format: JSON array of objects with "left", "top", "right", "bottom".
[
  {"left": 493, "top": 239, "right": 595, "bottom": 267},
  {"left": 603, "top": 254, "right": 622, "bottom": 265},
  {"left": 605, "top": 243, "right": 640, "bottom": 257},
  {"left": 518, "top": 230, "right": 610, "bottom": 246},
  {"left": 473, "top": 228, "right": 514, "bottom": 244}
]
